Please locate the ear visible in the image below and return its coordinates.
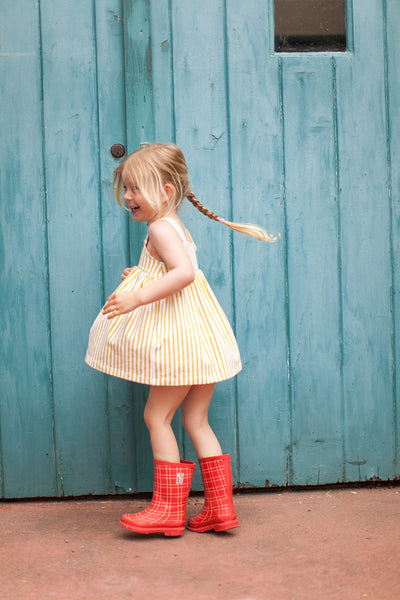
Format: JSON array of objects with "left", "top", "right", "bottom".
[{"left": 163, "top": 183, "right": 175, "bottom": 201}]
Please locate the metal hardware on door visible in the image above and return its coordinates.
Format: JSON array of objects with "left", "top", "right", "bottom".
[{"left": 110, "top": 144, "right": 126, "bottom": 159}]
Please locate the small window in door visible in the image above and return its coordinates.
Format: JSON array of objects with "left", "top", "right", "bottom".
[{"left": 274, "top": 0, "right": 346, "bottom": 53}]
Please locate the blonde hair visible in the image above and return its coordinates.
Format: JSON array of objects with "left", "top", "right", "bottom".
[{"left": 112, "top": 143, "right": 278, "bottom": 242}]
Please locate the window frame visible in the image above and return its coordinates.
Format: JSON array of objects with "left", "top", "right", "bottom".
[{"left": 269, "top": 0, "right": 354, "bottom": 56}]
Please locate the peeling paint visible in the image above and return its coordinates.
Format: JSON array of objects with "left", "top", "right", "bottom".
[
  {"left": 210, "top": 132, "right": 224, "bottom": 142},
  {"left": 108, "top": 10, "right": 121, "bottom": 22}
]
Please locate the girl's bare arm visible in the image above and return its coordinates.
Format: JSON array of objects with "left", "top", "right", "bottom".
[{"left": 103, "top": 220, "right": 194, "bottom": 318}]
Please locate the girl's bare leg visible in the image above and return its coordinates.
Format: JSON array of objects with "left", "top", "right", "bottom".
[
  {"left": 181, "top": 384, "right": 222, "bottom": 458},
  {"left": 144, "top": 385, "right": 190, "bottom": 463}
]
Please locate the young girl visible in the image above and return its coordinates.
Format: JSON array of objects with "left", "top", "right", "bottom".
[{"left": 85, "top": 143, "right": 277, "bottom": 536}]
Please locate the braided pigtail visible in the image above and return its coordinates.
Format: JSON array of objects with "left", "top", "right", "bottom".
[{"left": 186, "top": 193, "right": 279, "bottom": 243}]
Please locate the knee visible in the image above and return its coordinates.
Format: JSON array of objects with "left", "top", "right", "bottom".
[
  {"left": 181, "top": 409, "right": 206, "bottom": 436},
  {"left": 143, "top": 410, "right": 152, "bottom": 431},
  {"left": 144, "top": 405, "right": 175, "bottom": 431},
  {"left": 143, "top": 406, "right": 158, "bottom": 431}
]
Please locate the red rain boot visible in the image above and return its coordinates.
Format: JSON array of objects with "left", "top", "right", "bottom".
[
  {"left": 120, "top": 459, "right": 195, "bottom": 537},
  {"left": 187, "top": 454, "right": 239, "bottom": 533}
]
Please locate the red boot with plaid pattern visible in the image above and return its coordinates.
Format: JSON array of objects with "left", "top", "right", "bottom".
[
  {"left": 120, "top": 459, "right": 195, "bottom": 536},
  {"left": 187, "top": 454, "right": 239, "bottom": 533}
]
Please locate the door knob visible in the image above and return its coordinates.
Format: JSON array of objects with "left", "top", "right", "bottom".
[{"left": 110, "top": 144, "right": 126, "bottom": 159}]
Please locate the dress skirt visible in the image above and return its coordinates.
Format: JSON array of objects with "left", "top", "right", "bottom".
[{"left": 85, "top": 244, "right": 242, "bottom": 386}]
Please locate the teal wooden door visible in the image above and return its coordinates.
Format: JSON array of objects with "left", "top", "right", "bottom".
[
  {"left": 0, "top": 0, "right": 132, "bottom": 498},
  {"left": 1, "top": 0, "right": 399, "bottom": 498}
]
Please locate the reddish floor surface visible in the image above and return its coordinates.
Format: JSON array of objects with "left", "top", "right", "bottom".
[{"left": 0, "top": 486, "right": 399, "bottom": 600}]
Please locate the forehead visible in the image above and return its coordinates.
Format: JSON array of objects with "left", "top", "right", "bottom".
[
  {"left": 121, "top": 165, "right": 138, "bottom": 187},
  {"left": 122, "top": 154, "right": 147, "bottom": 184}
]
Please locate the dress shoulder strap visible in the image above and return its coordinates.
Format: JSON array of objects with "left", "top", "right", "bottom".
[
  {"left": 159, "top": 217, "right": 187, "bottom": 243},
  {"left": 158, "top": 217, "right": 198, "bottom": 270}
]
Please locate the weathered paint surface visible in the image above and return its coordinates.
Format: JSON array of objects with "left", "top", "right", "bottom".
[{"left": 0, "top": 0, "right": 399, "bottom": 497}]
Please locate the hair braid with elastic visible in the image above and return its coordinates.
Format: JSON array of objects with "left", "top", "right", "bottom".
[
  {"left": 186, "top": 193, "right": 220, "bottom": 223},
  {"left": 185, "top": 192, "right": 279, "bottom": 242}
]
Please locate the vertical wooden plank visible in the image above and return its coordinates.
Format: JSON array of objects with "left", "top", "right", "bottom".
[
  {"left": 123, "top": 0, "right": 151, "bottom": 274},
  {"left": 171, "top": 0, "right": 238, "bottom": 487},
  {"left": 94, "top": 0, "right": 136, "bottom": 494},
  {"left": 40, "top": 0, "right": 109, "bottom": 495},
  {"left": 282, "top": 56, "right": 344, "bottom": 485},
  {"left": 123, "top": 0, "right": 155, "bottom": 492},
  {"left": 150, "top": 0, "right": 175, "bottom": 142},
  {"left": 385, "top": 0, "right": 400, "bottom": 478},
  {"left": 226, "top": 0, "right": 290, "bottom": 487},
  {"left": 336, "top": 0, "right": 394, "bottom": 481},
  {"left": 150, "top": 0, "right": 188, "bottom": 473},
  {"left": 0, "top": 0, "right": 56, "bottom": 497},
  {"left": 124, "top": 0, "right": 180, "bottom": 491},
  {"left": 123, "top": 0, "right": 155, "bottom": 152}
]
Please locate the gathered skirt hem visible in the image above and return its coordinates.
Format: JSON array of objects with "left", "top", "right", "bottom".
[{"left": 85, "top": 353, "right": 242, "bottom": 386}]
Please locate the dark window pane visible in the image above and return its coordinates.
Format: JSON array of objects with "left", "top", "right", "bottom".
[{"left": 274, "top": 0, "right": 346, "bottom": 53}]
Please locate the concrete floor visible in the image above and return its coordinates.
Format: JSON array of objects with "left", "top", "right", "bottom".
[{"left": 0, "top": 486, "right": 399, "bottom": 600}]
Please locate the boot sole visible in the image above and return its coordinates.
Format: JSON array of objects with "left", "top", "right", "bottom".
[
  {"left": 120, "top": 519, "right": 184, "bottom": 537},
  {"left": 187, "top": 519, "right": 239, "bottom": 533}
]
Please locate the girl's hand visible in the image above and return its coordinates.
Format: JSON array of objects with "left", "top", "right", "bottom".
[
  {"left": 102, "top": 292, "right": 140, "bottom": 319},
  {"left": 121, "top": 267, "right": 133, "bottom": 281}
]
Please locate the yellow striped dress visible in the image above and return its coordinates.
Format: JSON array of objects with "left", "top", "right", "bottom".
[{"left": 85, "top": 218, "right": 242, "bottom": 386}]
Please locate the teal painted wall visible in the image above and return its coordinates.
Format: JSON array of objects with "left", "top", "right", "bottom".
[{"left": 0, "top": 0, "right": 399, "bottom": 498}]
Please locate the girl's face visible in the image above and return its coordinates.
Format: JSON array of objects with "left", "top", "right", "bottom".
[{"left": 123, "top": 182, "right": 157, "bottom": 223}]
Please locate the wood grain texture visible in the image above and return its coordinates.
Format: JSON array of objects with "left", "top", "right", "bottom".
[
  {"left": 94, "top": 0, "right": 135, "bottom": 495},
  {"left": 171, "top": 0, "right": 239, "bottom": 488},
  {"left": 39, "top": 0, "right": 115, "bottom": 495},
  {"left": 385, "top": 0, "right": 400, "bottom": 478},
  {"left": 0, "top": 0, "right": 56, "bottom": 498},
  {"left": 1, "top": 0, "right": 399, "bottom": 497},
  {"left": 123, "top": 0, "right": 154, "bottom": 492},
  {"left": 335, "top": 0, "right": 394, "bottom": 481},
  {"left": 226, "top": 0, "right": 290, "bottom": 487},
  {"left": 282, "top": 56, "right": 343, "bottom": 485}
]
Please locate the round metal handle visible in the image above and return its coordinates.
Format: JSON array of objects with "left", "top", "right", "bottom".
[{"left": 110, "top": 144, "right": 126, "bottom": 159}]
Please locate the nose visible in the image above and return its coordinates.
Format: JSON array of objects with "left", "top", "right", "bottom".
[{"left": 124, "top": 189, "right": 132, "bottom": 204}]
